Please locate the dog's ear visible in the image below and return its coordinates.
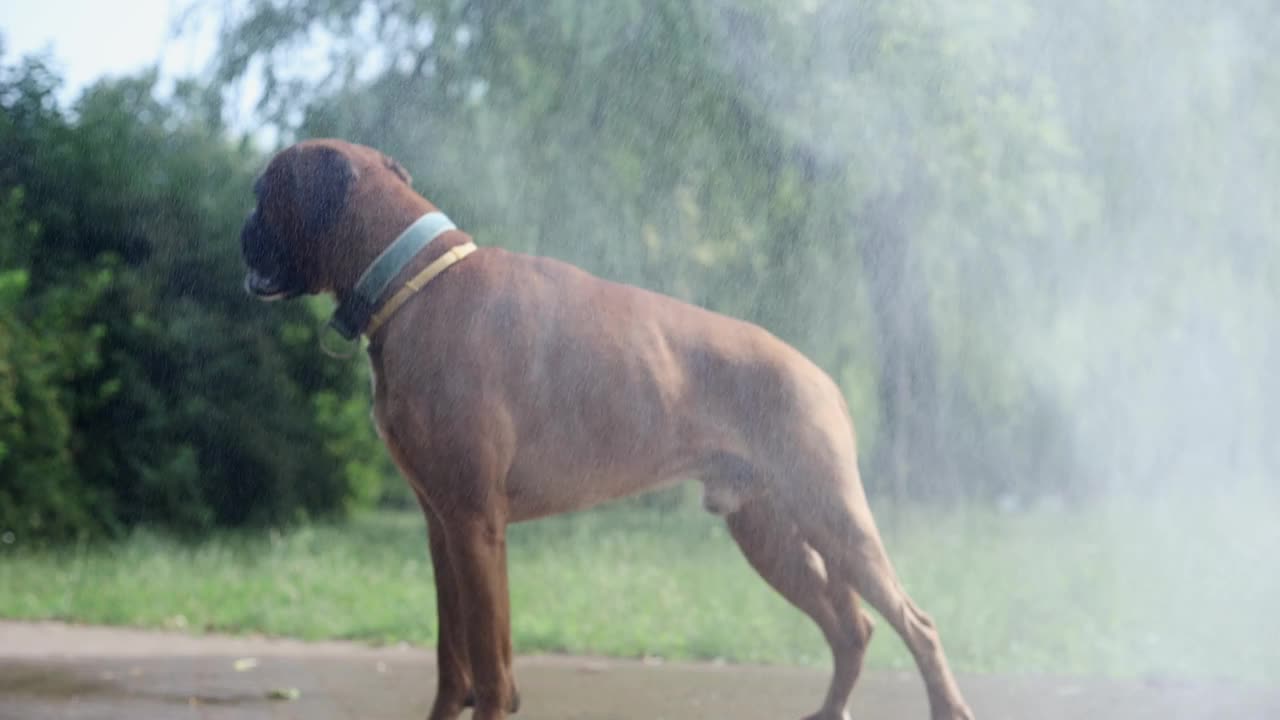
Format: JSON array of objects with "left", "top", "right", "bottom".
[
  {"left": 381, "top": 153, "right": 413, "bottom": 186},
  {"left": 290, "top": 144, "right": 358, "bottom": 236}
]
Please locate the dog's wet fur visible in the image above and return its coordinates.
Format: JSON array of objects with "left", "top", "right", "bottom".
[{"left": 242, "top": 139, "right": 974, "bottom": 720}]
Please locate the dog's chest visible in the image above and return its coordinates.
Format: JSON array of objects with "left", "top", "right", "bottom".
[
  {"left": 368, "top": 372, "right": 425, "bottom": 491},
  {"left": 368, "top": 370, "right": 396, "bottom": 453}
]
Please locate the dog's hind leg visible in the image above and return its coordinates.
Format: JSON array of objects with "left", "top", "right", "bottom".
[
  {"left": 727, "top": 499, "right": 874, "bottom": 720},
  {"left": 798, "top": 480, "right": 974, "bottom": 720}
]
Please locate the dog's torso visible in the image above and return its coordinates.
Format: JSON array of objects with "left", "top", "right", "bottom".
[
  {"left": 242, "top": 139, "right": 972, "bottom": 720},
  {"left": 369, "top": 243, "right": 855, "bottom": 522}
]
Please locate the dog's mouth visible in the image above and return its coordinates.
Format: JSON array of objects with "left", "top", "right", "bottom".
[
  {"left": 244, "top": 269, "right": 303, "bottom": 301},
  {"left": 241, "top": 212, "right": 306, "bottom": 301}
]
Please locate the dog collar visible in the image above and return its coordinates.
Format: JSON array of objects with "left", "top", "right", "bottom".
[{"left": 329, "top": 211, "right": 470, "bottom": 340}]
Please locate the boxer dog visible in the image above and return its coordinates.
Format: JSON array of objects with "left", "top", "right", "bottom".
[{"left": 241, "top": 138, "right": 973, "bottom": 720}]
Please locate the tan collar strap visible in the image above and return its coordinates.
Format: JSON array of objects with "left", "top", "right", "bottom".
[
  {"left": 364, "top": 241, "right": 477, "bottom": 337},
  {"left": 330, "top": 211, "right": 457, "bottom": 340}
]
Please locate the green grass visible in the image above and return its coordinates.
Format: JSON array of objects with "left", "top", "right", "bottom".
[{"left": 1, "top": 488, "right": 1277, "bottom": 683}]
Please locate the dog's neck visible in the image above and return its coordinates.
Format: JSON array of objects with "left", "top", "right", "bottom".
[
  {"left": 322, "top": 191, "right": 478, "bottom": 343},
  {"left": 328, "top": 193, "right": 450, "bottom": 305}
]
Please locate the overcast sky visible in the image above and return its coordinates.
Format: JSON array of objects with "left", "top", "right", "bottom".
[{"left": 1, "top": 0, "right": 215, "bottom": 100}]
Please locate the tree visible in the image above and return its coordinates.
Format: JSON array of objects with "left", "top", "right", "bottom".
[{"left": 0, "top": 50, "right": 386, "bottom": 538}]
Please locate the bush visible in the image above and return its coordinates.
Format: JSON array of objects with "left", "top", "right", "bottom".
[
  {"left": 0, "top": 190, "right": 112, "bottom": 537},
  {"left": 0, "top": 54, "right": 390, "bottom": 540}
]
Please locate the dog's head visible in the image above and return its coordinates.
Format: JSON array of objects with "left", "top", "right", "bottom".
[{"left": 241, "top": 139, "right": 414, "bottom": 300}]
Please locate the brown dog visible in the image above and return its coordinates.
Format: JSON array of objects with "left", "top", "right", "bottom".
[{"left": 241, "top": 138, "right": 974, "bottom": 720}]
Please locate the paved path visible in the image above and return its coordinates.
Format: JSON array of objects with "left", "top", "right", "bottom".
[{"left": 1, "top": 622, "right": 1275, "bottom": 719}]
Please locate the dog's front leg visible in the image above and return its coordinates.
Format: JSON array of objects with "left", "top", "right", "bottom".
[
  {"left": 418, "top": 494, "right": 474, "bottom": 720},
  {"left": 445, "top": 511, "right": 517, "bottom": 720}
]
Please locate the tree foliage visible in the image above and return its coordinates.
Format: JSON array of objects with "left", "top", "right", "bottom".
[
  {"left": 4, "top": 0, "right": 1277, "bottom": 540},
  {"left": 0, "top": 52, "right": 385, "bottom": 539}
]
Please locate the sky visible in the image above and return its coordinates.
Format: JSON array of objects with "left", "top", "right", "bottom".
[{"left": 1, "top": 0, "right": 215, "bottom": 100}]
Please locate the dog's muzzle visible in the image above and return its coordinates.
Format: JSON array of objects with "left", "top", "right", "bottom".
[
  {"left": 241, "top": 213, "right": 304, "bottom": 301},
  {"left": 243, "top": 268, "right": 298, "bottom": 301}
]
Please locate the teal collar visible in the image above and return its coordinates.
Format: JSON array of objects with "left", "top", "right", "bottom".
[{"left": 329, "top": 211, "right": 456, "bottom": 340}]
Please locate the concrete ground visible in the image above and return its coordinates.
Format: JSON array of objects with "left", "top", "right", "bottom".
[{"left": 1, "top": 621, "right": 1275, "bottom": 720}]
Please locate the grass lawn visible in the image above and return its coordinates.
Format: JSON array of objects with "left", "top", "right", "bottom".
[{"left": 1, "top": 487, "right": 1277, "bottom": 683}]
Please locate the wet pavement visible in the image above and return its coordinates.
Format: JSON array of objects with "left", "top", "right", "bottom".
[{"left": 1, "top": 622, "right": 1276, "bottom": 719}]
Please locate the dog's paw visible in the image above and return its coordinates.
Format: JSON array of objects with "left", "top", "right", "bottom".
[{"left": 462, "top": 688, "right": 521, "bottom": 713}]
